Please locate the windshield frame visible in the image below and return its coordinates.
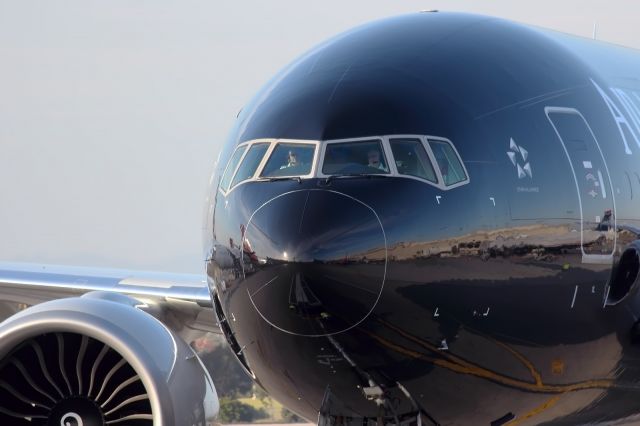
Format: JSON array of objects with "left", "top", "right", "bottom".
[
  {"left": 219, "top": 144, "right": 248, "bottom": 194},
  {"left": 318, "top": 136, "right": 392, "bottom": 178},
  {"left": 426, "top": 135, "right": 470, "bottom": 190},
  {"left": 218, "top": 138, "right": 272, "bottom": 196},
  {"left": 257, "top": 139, "right": 321, "bottom": 180},
  {"left": 388, "top": 135, "right": 439, "bottom": 184},
  {"left": 218, "top": 134, "right": 469, "bottom": 196},
  {"left": 317, "top": 134, "right": 471, "bottom": 190}
]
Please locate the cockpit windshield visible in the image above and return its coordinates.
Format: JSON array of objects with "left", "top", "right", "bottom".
[
  {"left": 428, "top": 139, "right": 467, "bottom": 186},
  {"left": 220, "top": 145, "right": 247, "bottom": 191},
  {"left": 217, "top": 135, "right": 469, "bottom": 196},
  {"left": 322, "top": 140, "right": 389, "bottom": 175},
  {"left": 390, "top": 137, "right": 437, "bottom": 183},
  {"left": 261, "top": 143, "right": 315, "bottom": 177},
  {"left": 230, "top": 143, "right": 270, "bottom": 188}
]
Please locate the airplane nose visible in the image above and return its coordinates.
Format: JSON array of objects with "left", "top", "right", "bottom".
[{"left": 242, "top": 189, "right": 387, "bottom": 337}]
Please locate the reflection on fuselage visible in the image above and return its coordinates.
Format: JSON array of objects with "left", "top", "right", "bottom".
[{"left": 206, "top": 12, "right": 640, "bottom": 426}]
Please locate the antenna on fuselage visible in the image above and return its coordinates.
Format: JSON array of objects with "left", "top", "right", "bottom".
[{"left": 592, "top": 22, "right": 598, "bottom": 40}]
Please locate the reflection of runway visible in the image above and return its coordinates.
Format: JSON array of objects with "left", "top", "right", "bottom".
[
  {"left": 245, "top": 263, "right": 384, "bottom": 336},
  {"left": 356, "top": 255, "right": 623, "bottom": 424},
  {"left": 249, "top": 275, "right": 279, "bottom": 297},
  {"left": 390, "top": 257, "right": 612, "bottom": 346},
  {"left": 289, "top": 272, "right": 321, "bottom": 307},
  {"left": 365, "top": 314, "right": 627, "bottom": 425}
]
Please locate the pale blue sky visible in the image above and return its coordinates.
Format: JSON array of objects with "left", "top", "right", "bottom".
[{"left": 0, "top": 1, "right": 638, "bottom": 273}]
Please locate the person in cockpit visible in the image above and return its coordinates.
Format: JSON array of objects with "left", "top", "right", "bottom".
[
  {"left": 367, "top": 149, "right": 387, "bottom": 171},
  {"left": 280, "top": 150, "right": 299, "bottom": 169}
]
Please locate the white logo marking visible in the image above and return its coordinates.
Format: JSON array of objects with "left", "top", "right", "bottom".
[
  {"left": 507, "top": 138, "right": 532, "bottom": 179},
  {"left": 61, "top": 412, "right": 83, "bottom": 426}
]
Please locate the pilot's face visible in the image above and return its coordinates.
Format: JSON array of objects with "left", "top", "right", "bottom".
[
  {"left": 288, "top": 152, "right": 297, "bottom": 165},
  {"left": 368, "top": 151, "right": 380, "bottom": 166}
]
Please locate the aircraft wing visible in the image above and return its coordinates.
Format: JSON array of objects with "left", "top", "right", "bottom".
[
  {"left": 0, "top": 261, "right": 219, "bottom": 334},
  {"left": 0, "top": 261, "right": 210, "bottom": 304}
]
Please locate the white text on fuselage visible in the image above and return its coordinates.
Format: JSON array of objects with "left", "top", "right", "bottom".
[{"left": 592, "top": 79, "right": 640, "bottom": 156}]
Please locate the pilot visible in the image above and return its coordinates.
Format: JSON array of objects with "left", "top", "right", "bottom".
[
  {"left": 367, "top": 149, "right": 387, "bottom": 171},
  {"left": 280, "top": 150, "right": 299, "bottom": 169}
]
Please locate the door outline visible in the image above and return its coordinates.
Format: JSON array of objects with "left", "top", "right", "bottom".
[{"left": 545, "top": 106, "right": 617, "bottom": 264}]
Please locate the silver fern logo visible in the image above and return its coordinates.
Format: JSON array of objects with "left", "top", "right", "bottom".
[{"left": 507, "top": 138, "right": 532, "bottom": 179}]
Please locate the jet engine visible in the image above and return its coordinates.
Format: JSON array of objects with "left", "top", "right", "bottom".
[{"left": 0, "top": 292, "right": 218, "bottom": 426}]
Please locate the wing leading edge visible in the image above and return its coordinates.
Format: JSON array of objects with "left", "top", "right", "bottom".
[
  {"left": 0, "top": 262, "right": 210, "bottom": 305},
  {"left": 0, "top": 262, "right": 219, "bottom": 336}
]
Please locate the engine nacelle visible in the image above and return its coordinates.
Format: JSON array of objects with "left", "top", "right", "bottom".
[{"left": 0, "top": 291, "right": 218, "bottom": 426}]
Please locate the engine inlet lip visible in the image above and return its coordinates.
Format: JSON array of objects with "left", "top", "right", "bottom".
[{"left": 0, "top": 306, "right": 167, "bottom": 425}]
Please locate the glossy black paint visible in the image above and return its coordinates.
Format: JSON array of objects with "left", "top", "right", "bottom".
[{"left": 206, "top": 12, "right": 640, "bottom": 425}]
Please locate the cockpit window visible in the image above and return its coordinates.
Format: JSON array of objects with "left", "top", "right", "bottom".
[
  {"left": 230, "top": 143, "right": 270, "bottom": 188},
  {"left": 219, "top": 135, "right": 468, "bottom": 195},
  {"left": 261, "top": 143, "right": 315, "bottom": 177},
  {"left": 428, "top": 139, "right": 467, "bottom": 186},
  {"left": 220, "top": 145, "right": 247, "bottom": 191},
  {"left": 323, "top": 140, "right": 389, "bottom": 175},
  {"left": 390, "top": 138, "right": 437, "bottom": 183}
]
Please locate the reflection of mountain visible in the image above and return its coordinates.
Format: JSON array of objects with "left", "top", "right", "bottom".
[{"left": 355, "top": 223, "right": 621, "bottom": 261}]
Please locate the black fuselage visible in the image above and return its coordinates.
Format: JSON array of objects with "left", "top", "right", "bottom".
[{"left": 206, "top": 12, "right": 640, "bottom": 425}]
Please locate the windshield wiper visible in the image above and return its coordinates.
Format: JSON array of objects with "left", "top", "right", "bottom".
[
  {"left": 324, "top": 173, "right": 389, "bottom": 184},
  {"left": 262, "top": 176, "right": 302, "bottom": 183}
]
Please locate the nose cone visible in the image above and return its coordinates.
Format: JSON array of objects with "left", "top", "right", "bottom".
[{"left": 242, "top": 189, "right": 387, "bottom": 336}]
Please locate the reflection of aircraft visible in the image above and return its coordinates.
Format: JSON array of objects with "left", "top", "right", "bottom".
[{"left": 3, "top": 11, "right": 640, "bottom": 426}]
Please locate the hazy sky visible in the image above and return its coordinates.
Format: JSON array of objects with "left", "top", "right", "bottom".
[{"left": 0, "top": 1, "right": 638, "bottom": 273}]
